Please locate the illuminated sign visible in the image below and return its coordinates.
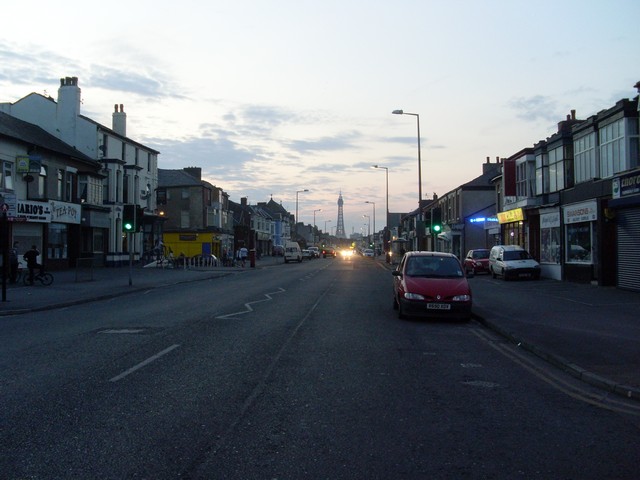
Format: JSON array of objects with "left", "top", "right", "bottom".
[
  {"left": 497, "top": 208, "right": 524, "bottom": 224},
  {"left": 468, "top": 216, "right": 498, "bottom": 223}
]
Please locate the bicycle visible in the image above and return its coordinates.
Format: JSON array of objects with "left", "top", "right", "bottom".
[{"left": 23, "top": 270, "right": 54, "bottom": 286}]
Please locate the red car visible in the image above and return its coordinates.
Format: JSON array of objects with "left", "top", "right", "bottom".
[
  {"left": 463, "top": 249, "right": 491, "bottom": 275},
  {"left": 392, "top": 251, "right": 472, "bottom": 321}
]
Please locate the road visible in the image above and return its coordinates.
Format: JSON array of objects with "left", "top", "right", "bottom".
[{"left": 1, "top": 256, "right": 639, "bottom": 479}]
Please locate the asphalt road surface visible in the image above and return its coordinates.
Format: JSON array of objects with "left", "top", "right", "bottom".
[{"left": 1, "top": 256, "right": 638, "bottom": 479}]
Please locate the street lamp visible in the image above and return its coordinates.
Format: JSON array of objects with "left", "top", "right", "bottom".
[
  {"left": 371, "top": 165, "right": 389, "bottom": 231},
  {"left": 295, "top": 189, "right": 309, "bottom": 233},
  {"left": 313, "top": 208, "right": 322, "bottom": 243},
  {"left": 365, "top": 201, "right": 375, "bottom": 248},
  {"left": 393, "top": 109, "right": 423, "bottom": 248},
  {"left": 363, "top": 214, "right": 370, "bottom": 243}
]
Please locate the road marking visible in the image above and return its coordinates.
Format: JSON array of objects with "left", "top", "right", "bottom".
[
  {"left": 100, "top": 329, "right": 146, "bottom": 334},
  {"left": 215, "top": 288, "right": 286, "bottom": 319},
  {"left": 109, "top": 344, "right": 180, "bottom": 382},
  {"left": 471, "top": 329, "right": 640, "bottom": 416}
]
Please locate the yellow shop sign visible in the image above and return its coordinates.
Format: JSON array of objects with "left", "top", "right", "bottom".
[{"left": 497, "top": 208, "right": 524, "bottom": 224}]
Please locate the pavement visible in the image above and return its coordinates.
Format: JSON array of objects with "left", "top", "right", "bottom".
[{"left": 2, "top": 255, "right": 639, "bottom": 403}]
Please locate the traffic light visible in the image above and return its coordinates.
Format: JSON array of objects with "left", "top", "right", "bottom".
[
  {"left": 431, "top": 208, "right": 442, "bottom": 234},
  {"left": 122, "top": 204, "right": 143, "bottom": 233}
]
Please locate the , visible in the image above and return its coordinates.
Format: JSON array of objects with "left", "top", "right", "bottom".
[{"left": 392, "top": 251, "right": 473, "bottom": 321}]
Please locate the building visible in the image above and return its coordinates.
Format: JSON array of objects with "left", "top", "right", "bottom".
[
  {"left": 0, "top": 111, "right": 103, "bottom": 269},
  {"left": 0, "top": 77, "right": 161, "bottom": 266},
  {"left": 157, "top": 167, "right": 233, "bottom": 260}
]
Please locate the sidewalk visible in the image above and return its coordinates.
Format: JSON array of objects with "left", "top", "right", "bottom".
[
  {"left": 2, "top": 255, "right": 640, "bottom": 402},
  {"left": 0, "top": 255, "right": 284, "bottom": 315}
]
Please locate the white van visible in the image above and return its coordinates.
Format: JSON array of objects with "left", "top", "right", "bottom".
[
  {"left": 284, "top": 242, "right": 302, "bottom": 263},
  {"left": 489, "top": 245, "right": 540, "bottom": 280}
]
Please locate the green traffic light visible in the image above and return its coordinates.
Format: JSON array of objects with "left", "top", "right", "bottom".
[
  {"left": 124, "top": 222, "right": 133, "bottom": 231},
  {"left": 432, "top": 224, "right": 442, "bottom": 233}
]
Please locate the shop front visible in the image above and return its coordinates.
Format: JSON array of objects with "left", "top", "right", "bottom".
[
  {"left": 562, "top": 200, "right": 598, "bottom": 283},
  {"left": 608, "top": 169, "right": 640, "bottom": 291},
  {"left": 496, "top": 207, "right": 528, "bottom": 248},
  {"left": 539, "top": 208, "right": 561, "bottom": 280}
]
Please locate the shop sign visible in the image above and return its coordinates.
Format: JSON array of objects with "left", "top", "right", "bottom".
[
  {"left": 50, "top": 200, "right": 81, "bottom": 224},
  {"left": 540, "top": 212, "right": 560, "bottom": 229},
  {"left": 612, "top": 169, "right": 640, "bottom": 199},
  {"left": 563, "top": 200, "right": 597, "bottom": 224},
  {"left": 497, "top": 208, "right": 524, "bottom": 224},
  {"left": 16, "top": 200, "right": 51, "bottom": 222},
  {"left": 16, "top": 155, "right": 30, "bottom": 173}
]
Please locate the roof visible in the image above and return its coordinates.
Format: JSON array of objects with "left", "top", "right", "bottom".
[
  {"left": 158, "top": 168, "right": 206, "bottom": 187},
  {"left": 0, "top": 111, "right": 97, "bottom": 166}
]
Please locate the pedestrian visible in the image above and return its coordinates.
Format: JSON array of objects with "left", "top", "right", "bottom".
[
  {"left": 23, "top": 245, "right": 42, "bottom": 284},
  {"left": 9, "top": 241, "right": 19, "bottom": 283},
  {"left": 240, "top": 246, "right": 248, "bottom": 267}
]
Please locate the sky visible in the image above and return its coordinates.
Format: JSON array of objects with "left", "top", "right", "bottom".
[{"left": 1, "top": 0, "right": 639, "bottom": 236}]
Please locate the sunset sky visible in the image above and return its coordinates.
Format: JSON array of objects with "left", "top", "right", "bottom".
[{"left": 1, "top": 0, "right": 638, "bottom": 235}]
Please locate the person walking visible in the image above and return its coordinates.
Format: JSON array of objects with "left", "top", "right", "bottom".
[
  {"left": 240, "top": 246, "right": 248, "bottom": 267},
  {"left": 9, "top": 241, "right": 19, "bottom": 283},
  {"left": 23, "top": 245, "right": 42, "bottom": 284}
]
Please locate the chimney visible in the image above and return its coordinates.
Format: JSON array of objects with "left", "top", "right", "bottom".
[
  {"left": 183, "top": 167, "right": 202, "bottom": 180},
  {"left": 112, "top": 104, "right": 127, "bottom": 137},
  {"left": 241, "top": 197, "right": 248, "bottom": 206},
  {"left": 56, "top": 76, "right": 82, "bottom": 146}
]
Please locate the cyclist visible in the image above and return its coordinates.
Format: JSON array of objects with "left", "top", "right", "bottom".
[{"left": 23, "top": 245, "right": 43, "bottom": 285}]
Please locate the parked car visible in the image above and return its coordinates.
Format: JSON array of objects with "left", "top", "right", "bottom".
[
  {"left": 308, "top": 246, "right": 320, "bottom": 258},
  {"left": 272, "top": 245, "right": 284, "bottom": 256},
  {"left": 284, "top": 242, "right": 302, "bottom": 263},
  {"left": 463, "top": 248, "right": 491, "bottom": 274},
  {"left": 301, "top": 249, "right": 312, "bottom": 260},
  {"left": 392, "top": 251, "right": 472, "bottom": 321},
  {"left": 322, "top": 247, "right": 337, "bottom": 258},
  {"left": 489, "top": 245, "right": 540, "bottom": 280},
  {"left": 363, "top": 248, "right": 375, "bottom": 257}
]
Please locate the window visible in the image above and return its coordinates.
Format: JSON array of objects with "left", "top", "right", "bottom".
[
  {"left": 0, "top": 161, "right": 13, "bottom": 190},
  {"left": 574, "top": 132, "right": 597, "bottom": 183},
  {"left": 540, "top": 227, "right": 560, "bottom": 264},
  {"left": 57, "top": 169, "right": 64, "bottom": 199},
  {"left": 599, "top": 118, "right": 626, "bottom": 178},
  {"left": 566, "top": 222, "right": 593, "bottom": 264},
  {"left": 548, "top": 146, "right": 565, "bottom": 193},
  {"left": 516, "top": 162, "right": 528, "bottom": 197},
  {"left": 180, "top": 210, "right": 190, "bottom": 228},
  {"left": 123, "top": 173, "right": 129, "bottom": 204},
  {"left": 535, "top": 152, "right": 549, "bottom": 195},
  {"left": 65, "top": 171, "right": 73, "bottom": 202},
  {"left": 38, "top": 165, "right": 48, "bottom": 198},
  {"left": 47, "top": 223, "right": 68, "bottom": 259}
]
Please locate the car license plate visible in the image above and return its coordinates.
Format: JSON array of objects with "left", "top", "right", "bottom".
[
  {"left": 518, "top": 273, "right": 531, "bottom": 278},
  {"left": 427, "top": 303, "right": 451, "bottom": 310}
]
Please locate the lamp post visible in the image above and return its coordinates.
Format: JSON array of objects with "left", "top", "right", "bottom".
[
  {"left": 371, "top": 165, "right": 388, "bottom": 230},
  {"left": 313, "top": 208, "right": 322, "bottom": 243},
  {"left": 363, "top": 214, "right": 370, "bottom": 244},
  {"left": 295, "top": 189, "right": 309, "bottom": 234},
  {"left": 324, "top": 219, "right": 332, "bottom": 237},
  {"left": 365, "top": 201, "right": 375, "bottom": 249},
  {"left": 393, "top": 109, "right": 423, "bottom": 249}
]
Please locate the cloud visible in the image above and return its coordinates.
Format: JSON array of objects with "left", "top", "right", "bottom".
[
  {"left": 287, "top": 131, "right": 361, "bottom": 154},
  {"left": 508, "top": 95, "right": 560, "bottom": 123}
]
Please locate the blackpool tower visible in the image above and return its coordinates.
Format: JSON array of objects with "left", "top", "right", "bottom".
[{"left": 335, "top": 192, "right": 346, "bottom": 238}]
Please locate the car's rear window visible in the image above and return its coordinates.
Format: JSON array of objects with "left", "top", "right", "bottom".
[{"left": 473, "top": 250, "right": 489, "bottom": 259}]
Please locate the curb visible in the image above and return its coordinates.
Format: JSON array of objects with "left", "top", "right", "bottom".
[{"left": 473, "top": 314, "right": 640, "bottom": 403}]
